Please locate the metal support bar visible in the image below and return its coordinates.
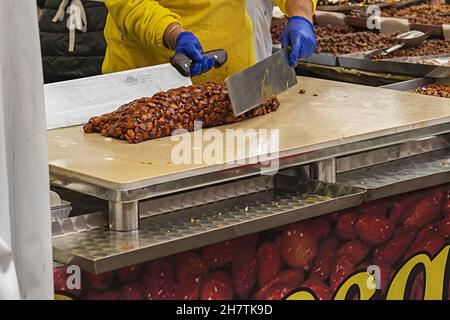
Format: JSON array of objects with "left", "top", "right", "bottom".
[
  {"left": 310, "top": 158, "right": 337, "bottom": 183},
  {"left": 109, "top": 201, "right": 139, "bottom": 231}
]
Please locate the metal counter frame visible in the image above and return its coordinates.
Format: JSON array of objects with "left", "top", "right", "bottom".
[
  {"left": 47, "top": 75, "right": 450, "bottom": 271},
  {"left": 50, "top": 122, "right": 450, "bottom": 231},
  {"left": 52, "top": 131, "right": 450, "bottom": 273}
]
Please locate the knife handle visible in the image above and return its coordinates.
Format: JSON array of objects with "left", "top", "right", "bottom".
[
  {"left": 170, "top": 49, "right": 228, "bottom": 77},
  {"left": 204, "top": 49, "right": 228, "bottom": 68}
]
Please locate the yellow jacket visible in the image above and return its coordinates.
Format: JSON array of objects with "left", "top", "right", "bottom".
[{"left": 102, "top": 0, "right": 312, "bottom": 84}]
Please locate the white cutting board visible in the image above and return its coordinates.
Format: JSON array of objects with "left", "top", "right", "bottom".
[{"left": 44, "top": 64, "right": 192, "bottom": 129}]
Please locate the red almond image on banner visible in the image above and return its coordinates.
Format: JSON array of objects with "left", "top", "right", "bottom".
[
  {"left": 201, "top": 240, "right": 237, "bottom": 269},
  {"left": 307, "top": 217, "right": 331, "bottom": 240},
  {"left": 254, "top": 270, "right": 304, "bottom": 300},
  {"left": 257, "top": 241, "right": 281, "bottom": 287},
  {"left": 232, "top": 246, "right": 258, "bottom": 299},
  {"left": 336, "top": 211, "right": 358, "bottom": 240},
  {"left": 301, "top": 279, "right": 332, "bottom": 300},
  {"left": 326, "top": 212, "right": 339, "bottom": 222},
  {"left": 280, "top": 223, "right": 318, "bottom": 271},
  {"left": 389, "top": 194, "right": 420, "bottom": 226},
  {"left": 415, "top": 223, "right": 438, "bottom": 244},
  {"left": 310, "top": 236, "right": 338, "bottom": 281},
  {"left": 116, "top": 264, "right": 144, "bottom": 284},
  {"left": 54, "top": 184, "right": 450, "bottom": 301},
  {"left": 403, "top": 231, "right": 446, "bottom": 261},
  {"left": 175, "top": 251, "right": 208, "bottom": 282},
  {"left": 263, "top": 285, "right": 298, "bottom": 300},
  {"left": 235, "top": 233, "right": 259, "bottom": 250},
  {"left": 441, "top": 192, "right": 450, "bottom": 217},
  {"left": 372, "top": 227, "right": 416, "bottom": 265},
  {"left": 84, "top": 291, "right": 121, "bottom": 300},
  {"left": 142, "top": 258, "right": 175, "bottom": 300},
  {"left": 438, "top": 213, "right": 450, "bottom": 238},
  {"left": 355, "top": 214, "right": 394, "bottom": 246},
  {"left": 359, "top": 199, "right": 393, "bottom": 216},
  {"left": 330, "top": 255, "right": 355, "bottom": 292},
  {"left": 173, "top": 278, "right": 200, "bottom": 300},
  {"left": 84, "top": 271, "right": 115, "bottom": 292},
  {"left": 120, "top": 282, "right": 144, "bottom": 300},
  {"left": 427, "top": 186, "right": 444, "bottom": 204},
  {"left": 411, "top": 272, "right": 425, "bottom": 300},
  {"left": 200, "top": 271, "right": 233, "bottom": 300},
  {"left": 337, "top": 239, "right": 370, "bottom": 265},
  {"left": 404, "top": 195, "right": 441, "bottom": 230},
  {"left": 378, "top": 264, "right": 393, "bottom": 296}
]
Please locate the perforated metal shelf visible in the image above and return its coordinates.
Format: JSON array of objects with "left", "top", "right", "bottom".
[
  {"left": 338, "top": 149, "right": 450, "bottom": 200},
  {"left": 53, "top": 177, "right": 365, "bottom": 273}
]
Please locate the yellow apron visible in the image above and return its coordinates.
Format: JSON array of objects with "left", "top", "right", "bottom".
[{"left": 103, "top": 0, "right": 275, "bottom": 84}]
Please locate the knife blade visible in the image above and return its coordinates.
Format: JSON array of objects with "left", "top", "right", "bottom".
[{"left": 225, "top": 48, "right": 297, "bottom": 117}]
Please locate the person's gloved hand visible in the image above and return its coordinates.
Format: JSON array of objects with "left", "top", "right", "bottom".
[
  {"left": 175, "top": 31, "right": 214, "bottom": 77},
  {"left": 281, "top": 16, "right": 317, "bottom": 66}
]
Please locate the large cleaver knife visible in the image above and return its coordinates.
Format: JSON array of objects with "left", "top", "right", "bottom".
[{"left": 225, "top": 48, "right": 297, "bottom": 117}]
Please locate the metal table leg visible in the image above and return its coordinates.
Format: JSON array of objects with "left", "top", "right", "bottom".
[
  {"left": 311, "top": 158, "right": 337, "bottom": 183},
  {"left": 109, "top": 201, "right": 139, "bottom": 231}
]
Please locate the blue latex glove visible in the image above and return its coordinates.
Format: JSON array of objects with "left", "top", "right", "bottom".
[
  {"left": 281, "top": 16, "right": 317, "bottom": 66},
  {"left": 175, "top": 31, "right": 214, "bottom": 77}
]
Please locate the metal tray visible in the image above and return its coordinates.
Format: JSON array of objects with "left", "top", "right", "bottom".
[
  {"left": 317, "top": 5, "right": 360, "bottom": 13},
  {"left": 345, "top": 18, "right": 447, "bottom": 37},
  {"left": 317, "top": 0, "right": 417, "bottom": 13},
  {"left": 51, "top": 200, "right": 72, "bottom": 222},
  {"left": 410, "top": 23, "right": 446, "bottom": 37},
  {"left": 297, "top": 61, "right": 414, "bottom": 86},
  {"left": 52, "top": 175, "right": 366, "bottom": 273},
  {"left": 381, "top": 77, "right": 450, "bottom": 91},
  {"left": 337, "top": 149, "right": 450, "bottom": 201},
  {"left": 343, "top": 0, "right": 447, "bottom": 36},
  {"left": 384, "top": 54, "right": 450, "bottom": 78},
  {"left": 339, "top": 53, "right": 450, "bottom": 78}
]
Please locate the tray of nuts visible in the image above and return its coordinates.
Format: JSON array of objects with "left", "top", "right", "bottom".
[
  {"left": 316, "top": 0, "right": 407, "bottom": 13},
  {"left": 338, "top": 42, "right": 450, "bottom": 78},
  {"left": 348, "top": 3, "right": 450, "bottom": 37},
  {"left": 384, "top": 53, "right": 450, "bottom": 77},
  {"left": 272, "top": 23, "right": 386, "bottom": 67},
  {"left": 383, "top": 4, "right": 450, "bottom": 26},
  {"left": 381, "top": 77, "right": 450, "bottom": 98},
  {"left": 298, "top": 25, "right": 399, "bottom": 67},
  {"left": 302, "top": 25, "right": 362, "bottom": 66}
]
